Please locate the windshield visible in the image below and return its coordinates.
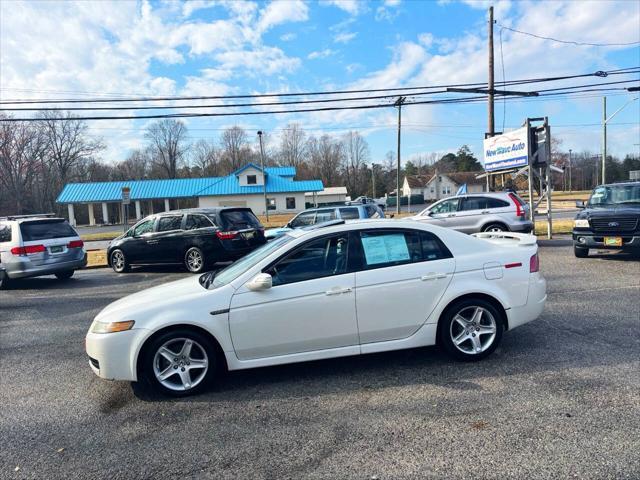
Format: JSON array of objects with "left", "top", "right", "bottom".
[
  {"left": 200, "top": 234, "right": 294, "bottom": 289},
  {"left": 588, "top": 185, "right": 640, "bottom": 206}
]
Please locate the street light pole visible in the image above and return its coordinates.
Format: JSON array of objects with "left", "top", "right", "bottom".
[
  {"left": 568, "top": 148, "right": 572, "bottom": 192},
  {"left": 257, "top": 130, "right": 269, "bottom": 221}
]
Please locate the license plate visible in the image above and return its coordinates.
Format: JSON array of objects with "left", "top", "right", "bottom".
[
  {"left": 243, "top": 231, "right": 255, "bottom": 240},
  {"left": 604, "top": 237, "right": 622, "bottom": 247},
  {"left": 50, "top": 246, "right": 63, "bottom": 253}
]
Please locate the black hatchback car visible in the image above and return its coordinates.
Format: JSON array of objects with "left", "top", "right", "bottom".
[
  {"left": 573, "top": 181, "right": 640, "bottom": 257},
  {"left": 107, "top": 208, "right": 266, "bottom": 273}
]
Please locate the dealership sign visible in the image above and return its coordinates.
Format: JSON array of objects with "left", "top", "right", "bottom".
[{"left": 483, "top": 127, "right": 529, "bottom": 172}]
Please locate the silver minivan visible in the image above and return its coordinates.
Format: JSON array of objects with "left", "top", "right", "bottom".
[
  {"left": 409, "top": 192, "right": 533, "bottom": 234},
  {"left": 0, "top": 214, "right": 86, "bottom": 288}
]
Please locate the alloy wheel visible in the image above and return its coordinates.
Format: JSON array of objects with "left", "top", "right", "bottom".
[
  {"left": 112, "top": 251, "right": 125, "bottom": 271},
  {"left": 152, "top": 337, "right": 209, "bottom": 391},
  {"left": 186, "top": 249, "right": 203, "bottom": 272},
  {"left": 449, "top": 306, "right": 497, "bottom": 355}
]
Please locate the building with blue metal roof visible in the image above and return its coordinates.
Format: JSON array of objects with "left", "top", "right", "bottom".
[{"left": 57, "top": 164, "right": 323, "bottom": 226}]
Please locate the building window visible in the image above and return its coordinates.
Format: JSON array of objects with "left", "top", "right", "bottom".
[
  {"left": 247, "top": 175, "right": 257, "bottom": 185},
  {"left": 442, "top": 186, "right": 451, "bottom": 195},
  {"left": 267, "top": 198, "right": 276, "bottom": 210},
  {"left": 286, "top": 197, "right": 296, "bottom": 209}
]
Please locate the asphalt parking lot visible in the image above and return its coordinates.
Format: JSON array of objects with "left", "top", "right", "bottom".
[{"left": 1, "top": 239, "right": 639, "bottom": 479}]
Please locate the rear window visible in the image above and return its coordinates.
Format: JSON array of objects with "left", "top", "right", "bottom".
[
  {"left": 220, "top": 209, "right": 261, "bottom": 229},
  {"left": 20, "top": 220, "right": 77, "bottom": 241},
  {"left": 339, "top": 207, "right": 360, "bottom": 220},
  {"left": 486, "top": 198, "right": 510, "bottom": 208}
]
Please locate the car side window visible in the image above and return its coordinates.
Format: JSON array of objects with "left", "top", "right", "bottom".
[
  {"left": 339, "top": 207, "right": 360, "bottom": 219},
  {"left": 356, "top": 229, "right": 452, "bottom": 270},
  {"left": 364, "top": 205, "right": 380, "bottom": 218},
  {"left": 185, "top": 214, "right": 213, "bottom": 230},
  {"left": 0, "top": 224, "right": 11, "bottom": 243},
  {"left": 157, "top": 215, "right": 183, "bottom": 232},
  {"left": 430, "top": 198, "right": 459, "bottom": 214},
  {"left": 315, "top": 209, "right": 337, "bottom": 223},
  {"left": 460, "top": 197, "right": 488, "bottom": 211},
  {"left": 485, "top": 198, "right": 510, "bottom": 208},
  {"left": 289, "top": 211, "right": 315, "bottom": 228},
  {"left": 266, "top": 234, "right": 349, "bottom": 286},
  {"left": 132, "top": 219, "right": 154, "bottom": 236}
]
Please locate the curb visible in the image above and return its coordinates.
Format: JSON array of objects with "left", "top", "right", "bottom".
[{"left": 85, "top": 249, "right": 108, "bottom": 269}]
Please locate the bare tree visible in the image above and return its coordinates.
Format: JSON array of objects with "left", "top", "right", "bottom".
[
  {"left": 220, "top": 126, "right": 249, "bottom": 171},
  {"left": 342, "top": 131, "right": 370, "bottom": 196},
  {"left": 113, "top": 149, "right": 150, "bottom": 180},
  {"left": 278, "top": 123, "right": 307, "bottom": 167},
  {"left": 39, "top": 111, "right": 105, "bottom": 187},
  {"left": 191, "top": 139, "right": 221, "bottom": 177},
  {"left": 308, "top": 134, "right": 343, "bottom": 187},
  {"left": 0, "top": 116, "right": 46, "bottom": 214},
  {"left": 145, "top": 119, "right": 189, "bottom": 179}
]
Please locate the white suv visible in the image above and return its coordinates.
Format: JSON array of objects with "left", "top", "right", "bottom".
[{"left": 0, "top": 214, "right": 86, "bottom": 288}]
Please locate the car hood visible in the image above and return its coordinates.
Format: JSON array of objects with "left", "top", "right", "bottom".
[
  {"left": 265, "top": 227, "right": 292, "bottom": 239},
  {"left": 577, "top": 205, "right": 640, "bottom": 219},
  {"left": 94, "top": 275, "right": 230, "bottom": 324}
]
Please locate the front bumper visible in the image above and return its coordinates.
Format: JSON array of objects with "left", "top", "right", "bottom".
[
  {"left": 86, "top": 328, "right": 150, "bottom": 381},
  {"left": 572, "top": 231, "right": 640, "bottom": 249},
  {"left": 5, "top": 255, "right": 87, "bottom": 279}
]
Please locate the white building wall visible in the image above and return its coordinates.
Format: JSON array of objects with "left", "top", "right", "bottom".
[
  {"left": 198, "top": 192, "right": 306, "bottom": 215},
  {"left": 237, "top": 168, "right": 265, "bottom": 186}
]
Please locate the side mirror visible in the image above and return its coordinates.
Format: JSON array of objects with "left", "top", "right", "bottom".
[
  {"left": 246, "top": 273, "right": 272, "bottom": 291},
  {"left": 576, "top": 200, "right": 586, "bottom": 209}
]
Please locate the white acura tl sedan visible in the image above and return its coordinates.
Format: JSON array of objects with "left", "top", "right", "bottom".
[{"left": 86, "top": 220, "right": 546, "bottom": 396}]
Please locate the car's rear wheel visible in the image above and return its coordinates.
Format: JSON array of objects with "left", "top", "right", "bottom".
[
  {"left": 184, "top": 247, "right": 206, "bottom": 273},
  {"left": 439, "top": 298, "right": 504, "bottom": 361},
  {"left": 482, "top": 223, "right": 508, "bottom": 232},
  {"left": 55, "top": 270, "right": 74, "bottom": 280},
  {"left": 0, "top": 272, "right": 9, "bottom": 289},
  {"left": 143, "top": 329, "right": 217, "bottom": 397},
  {"left": 110, "top": 249, "right": 130, "bottom": 273},
  {"left": 574, "top": 245, "right": 589, "bottom": 258}
]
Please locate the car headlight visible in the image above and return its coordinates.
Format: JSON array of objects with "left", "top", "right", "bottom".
[
  {"left": 90, "top": 320, "right": 135, "bottom": 334},
  {"left": 574, "top": 219, "right": 589, "bottom": 228}
]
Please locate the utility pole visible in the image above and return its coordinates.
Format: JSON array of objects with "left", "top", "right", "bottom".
[
  {"left": 602, "top": 96, "right": 607, "bottom": 185},
  {"left": 371, "top": 163, "right": 377, "bottom": 199},
  {"left": 395, "top": 96, "right": 405, "bottom": 216},
  {"left": 487, "top": 6, "right": 495, "bottom": 192},
  {"left": 257, "top": 131, "right": 269, "bottom": 221},
  {"left": 568, "top": 149, "right": 572, "bottom": 192}
]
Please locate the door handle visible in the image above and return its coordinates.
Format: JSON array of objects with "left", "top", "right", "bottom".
[
  {"left": 447, "top": 214, "right": 456, "bottom": 217},
  {"left": 325, "top": 287, "right": 352, "bottom": 296},
  {"left": 147, "top": 240, "right": 159, "bottom": 245},
  {"left": 481, "top": 210, "right": 490, "bottom": 214},
  {"left": 421, "top": 273, "right": 447, "bottom": 281}
]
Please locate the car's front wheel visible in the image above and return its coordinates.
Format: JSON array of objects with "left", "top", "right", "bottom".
[
  {"left": 142, "top": 329, "right": 217, "bottom": 397},
  {"left": 574, "top": 245, "right": 589, "bottom": 258},
  {"left": 110, "top": 249, "right": 130, "bottom": 273},
  {"left": 184, "top": 247, "right": 206, "bottom": 273},
  {"left": 439, "top": 298, "right": 504, "bottom": 361},
  {"left": 55, "top": 270, "right": 74, "bottom": 280}
]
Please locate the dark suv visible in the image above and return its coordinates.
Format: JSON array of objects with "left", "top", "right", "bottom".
[
  {"left": 107, "top": 208, "right": 265, "bottom": 273},
  {"left": 573, "top": 181, "right": 640, "bottom": 257}
]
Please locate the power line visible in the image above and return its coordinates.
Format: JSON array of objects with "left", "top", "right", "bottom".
[
  {"left": 1, "top": 68, "right": 637, "bottom": 105},
  {"left": 497, "top": 24, "right": 640, "bottom": 47}
]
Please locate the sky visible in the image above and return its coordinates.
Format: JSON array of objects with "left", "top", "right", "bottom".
[{"left": 1, "top": 0, "right": 639, "bottom": 167}]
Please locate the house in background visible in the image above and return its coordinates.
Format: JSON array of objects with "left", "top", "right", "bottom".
[
  {"left": 402, "top": 172, "right": 485, "bottom": 202},
  {"left": 56, "top": 163, "right": 323, "bottom": 226},
  {"left": 304, "top": 186, "right": 348, "bottom": 207}
]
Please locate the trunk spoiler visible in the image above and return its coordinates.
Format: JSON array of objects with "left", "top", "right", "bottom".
[{"left": 471, "top": 232, "right": 538, "bottom": 247}]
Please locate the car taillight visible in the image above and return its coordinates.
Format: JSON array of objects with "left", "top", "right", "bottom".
[
  {"left": 11, "top": 244, "right": 45, "bottom": 255},
  {"left": 216, "top": 231, "right": 238, "bottom": 240},
  {"left": 529, "top": 253, "right": 540, "bottom": 273},
  {"left": 68, "top": 240, "right": 84, "bottom": 248},
  {"left": 508, "top": 193, "right": 525, "bottom": 218}
]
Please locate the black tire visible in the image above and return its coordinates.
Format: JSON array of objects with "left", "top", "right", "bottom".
[
  {"left": 55, "top": 270, "right": 74, "bottom": 280},
  {"left": 0, "top": 272, "right": 8, "bottom": 289},
  {"left": 574, "top": 245, "right": 589, "bottom": 258},
  {"left": 110, "top": 249, "right": 130, "bottom": 273},
  {"left": 439, "top": 298, "right": 504, "bottom": 362},
  {"left": 482, "top": 222, "right": 508, "bottom": 233},
  {"left": 141, "top": 328, "right": 218, "bottom": 397},
  {"left": 184, "top": 247, "right": 206, "bottom": 273}
]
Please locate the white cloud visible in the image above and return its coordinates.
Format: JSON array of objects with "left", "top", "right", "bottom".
[
  {"left": 214, "top": 47, "right": 301, "bottom": 75},
  {"left": 376, "top": 0, "right": 401, "bottom": 22},
  {"left": 334, "top": 31, "right": 357, "bottom": 44},
  {"left": 321, "top": 0, "right": 366, "bottom": 16},
  {"left": 181, "top": 0, "right": 217, "bottom": 18},
  {"left": 280, "top": 32, "right": 297, "bottom": 41},
  {"left": 308, "top": 49, "right": 337, "bottom": 60},
  {"left": 257, "top": 0, "right": 309, "bottom": 34}
]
